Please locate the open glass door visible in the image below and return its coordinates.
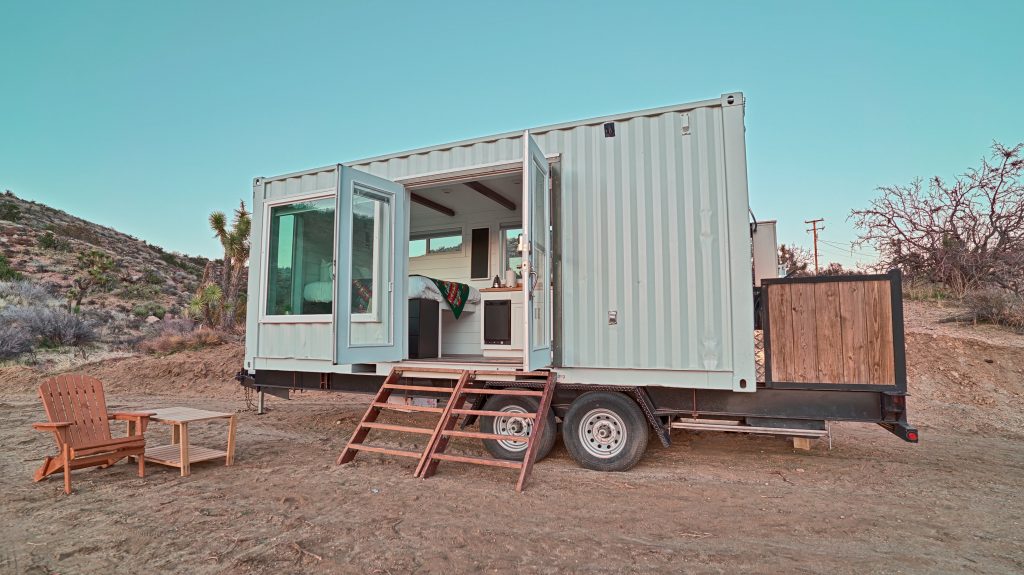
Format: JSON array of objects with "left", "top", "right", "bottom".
[
  {"left": 335, "top": 166, "right": 408, "bottom": 364},
  {"left": 522, "top": 131, "right": 552, "bottom": 370}
]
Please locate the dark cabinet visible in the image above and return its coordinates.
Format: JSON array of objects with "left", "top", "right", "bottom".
[{"left": 408, "top": 298, "right": 439, "bottom": 359}]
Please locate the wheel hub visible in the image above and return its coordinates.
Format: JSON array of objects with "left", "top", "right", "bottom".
[
  {"left": 493, "top": 406, "right": 532, "bottom": 453},
  {"left": 579, "top": 408, "right": 627, "bottom": 459}
]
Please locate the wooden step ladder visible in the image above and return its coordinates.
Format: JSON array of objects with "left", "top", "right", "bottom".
[
  {"left": 419, "top": 370, "right": 556, "bottom": 492},
  {"left": 336, "top": 368, "right": 466, "bottom": 466},
  {"left": 336, "top": 367, "right": 556, "bottom": 492}
]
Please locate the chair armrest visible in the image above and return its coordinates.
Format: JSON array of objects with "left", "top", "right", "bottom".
[
  {"left": 110, "top": 412, "right": 155, "bottom": 435},
  {"left": 33, "top": 421, "right": 72, "bottom": 430}
]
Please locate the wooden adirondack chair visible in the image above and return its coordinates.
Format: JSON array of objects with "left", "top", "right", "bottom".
[{"left": 32, "top": 374, "right": 154, "bottom": 494}]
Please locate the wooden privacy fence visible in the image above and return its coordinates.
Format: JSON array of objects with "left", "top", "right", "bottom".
[{"left": 762, "top": 271, "right": 906, "bottom": 389}]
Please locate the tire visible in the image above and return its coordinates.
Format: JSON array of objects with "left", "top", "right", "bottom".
[
  {"left": 479, "top": 395, "right": 557, "bottom": 462},
  {"left": 562, "top": 391, "right": 649, "bottom": 472}
]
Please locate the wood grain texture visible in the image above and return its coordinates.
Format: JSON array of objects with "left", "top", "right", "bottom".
[
  {"left": 789, "top": 283, "right": 819, "bottom": 382},
  {"left": 767, "top": 279, "right": 895, "bottom": 385},
  {"left": 813, "top": 282, "right": 844, "bottom": 383},
  {"left": 767, "top": 283, "right": 794, "bottom": 381}
]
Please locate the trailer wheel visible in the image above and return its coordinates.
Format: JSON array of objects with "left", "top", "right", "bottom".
[
  {"left": 479, "top": 395, "right": 557, "bottom": 461},
  {"left": 562, "top": 391, "right": 648, "bottom": 472}
]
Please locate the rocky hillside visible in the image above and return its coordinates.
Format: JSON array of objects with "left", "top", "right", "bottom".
[{"left": 0, "top": 190, "right": 209, "bottom": 343}]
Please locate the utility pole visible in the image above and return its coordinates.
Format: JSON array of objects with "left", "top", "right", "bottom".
[{"left": 805, "top": 218, "right": 824, "bottom": 274}]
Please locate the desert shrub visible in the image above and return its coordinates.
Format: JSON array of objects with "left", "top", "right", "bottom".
[
  {"left": 137, "top": 328, "right": 229, "bottom": 355},
  {"left": 120, "top": 284, "right": 161, "bottom": 300},
  {"left": 0, "top": 323, "right": 33, "bottom": 360},
  {"left": 963, "top": 289, "right": 1024, "bottom": 330},
  {"left": 1, "top": 306, "right": 97, "bottom": 348},
  {"left": 131, "top": 302, "right": 166, "bottom": 319},
  {"left": 37, "top": 231, "right": 71, "bottom": 251},
  {"left": 0, "top": 280, "right": 52, "bottom": 307},
  {"left": 903, "top": 281, "right": 952, "bottom": 302},
  {"left": 57, "top": 223, "right": 102, "bottom": 246},
  {"left": 0, "top": 255, "right": 22, "bottom": 281},
  {"left": 0, "top": 200, "right": 21, "bottom": 222}
]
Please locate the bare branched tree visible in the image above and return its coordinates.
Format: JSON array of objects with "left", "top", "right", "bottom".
[
  {"left": 778, "top": 244, "right": 812, "bottom": 277},
  {"left": 851, "top": 142, "right": 1024, "bottom": 298}
]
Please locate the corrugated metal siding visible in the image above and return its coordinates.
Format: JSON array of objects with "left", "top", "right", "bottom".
[{"left": 351, "top": 105, "right": 734, "bottom": 371}]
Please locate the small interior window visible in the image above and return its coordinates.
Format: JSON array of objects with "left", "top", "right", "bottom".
[
  {"left": 501, "top": 226, "right": 523, "bottom": 278},
  {"left": 410, "top": 229, "right": 463, "bottom": 257}
]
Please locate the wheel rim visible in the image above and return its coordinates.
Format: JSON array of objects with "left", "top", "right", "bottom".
[
  {"left": 578, "top": 408, "right": 627, "bottom": 459},
  {"left": 492, "top": 405, "right": 532, "bottom": 453}
]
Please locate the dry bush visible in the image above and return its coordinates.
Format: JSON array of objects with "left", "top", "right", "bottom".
[
  {"left": 0, "top": 280, "right": 52, "bottom": 306},
  {"left": 903, "top": 280, "right": 953, "bottom": 302},
  {"left": 1, "top": 306, "right": 97, "bottom": 348},
  {"left": 0, "top": 323, "right": 33, "bottom": 360},
  {"left": 137, "top": 328, "right": 230, "bottom": 355},
  {"left": 963, "top": 289, "right": 1024, "bottom": 331}
]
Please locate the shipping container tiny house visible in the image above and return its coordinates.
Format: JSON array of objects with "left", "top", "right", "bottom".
[{"left": 241, "top": 93, "right": 917, "bottom": 472}]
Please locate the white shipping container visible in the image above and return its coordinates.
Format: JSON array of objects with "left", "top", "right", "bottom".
[{"left": 244, "top": 93, "right": 755, "bottom": 392}]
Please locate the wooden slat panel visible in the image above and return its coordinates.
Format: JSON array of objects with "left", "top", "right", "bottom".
[
  {"left": 839, "top": 281, "right": 868, "bottom": 384},
  {"left": 789, "top": 283, "right": 818, "bottom": 382},
  {"left": 86, "top": 375, "right": 111, "bottom": 441},
  {"left": 767, "top": 284, "right": 794, "bottom": 381},
  {"left": 769, "top": 278, "right": 897, "bottom": 386},
  {"left": 813, "top": 282, "right": 844, "bottom": 383},
  {"left": 56, "top": 376, "right": 80, "bottom": 446},
  {"left": 865, "top": 281, "right": 895, "bottom": 385}
]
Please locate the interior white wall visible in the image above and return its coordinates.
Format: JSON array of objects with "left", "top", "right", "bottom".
[{"left": 408, "top": 193, "right": 521, "bottom": 356}]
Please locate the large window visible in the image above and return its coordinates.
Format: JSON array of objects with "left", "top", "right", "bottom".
[
  {"left": 501, "top": 226, "right": 524, "bottom": 279},
  {"left": 349, "top": 186, "right": 392, "bottom": 345},
  {"left": 265, "top": 197, "right": 335, "bottom": 317},
  {"left": 409, "top": 229, "right": 463, "bottom": 258}
]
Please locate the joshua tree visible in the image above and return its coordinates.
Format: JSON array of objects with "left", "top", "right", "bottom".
[
  {"left": 67, "top": 250, "right": 115, "bottom": 310},
  {"left": 208, "top": 201, "right": 251, "bottom": 330}
]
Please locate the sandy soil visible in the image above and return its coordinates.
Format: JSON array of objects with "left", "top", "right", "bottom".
[{"left": 1, "top": 304, "right": 1023, "bottom": 574}]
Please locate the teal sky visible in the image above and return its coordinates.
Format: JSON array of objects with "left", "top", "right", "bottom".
[{"left": 2, "top": 1, "right": 1021, "bottom": 264}]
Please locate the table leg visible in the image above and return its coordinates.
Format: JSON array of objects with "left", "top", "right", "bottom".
[
  {"left": 226, "top": 415, "right": 237, "bottom": 466},
  {"left": 172, "top": 425, "right": 180, "bottom": 445},
  {"left": 179, "top": 423, "right": 190, "bottom": 477}
]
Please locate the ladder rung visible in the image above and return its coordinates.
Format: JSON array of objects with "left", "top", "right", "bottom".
[
  {"left": 361, "top": 422, "right": 435, "bottom": 435},
  {"left": 383, "top": 384, "right": 456, "bottom": 393},
  {"left": 441, "top": 430, "right": 528, "bottom": 442},
  {"left": 460, "top": 388, "right": 544, "bottom": 397},
  {"left": 431, "top": 453, "right": 523, "bottom": 469},
  {"left": 371, "top": 402, "right": 444, "bottom": 413},
  {"left": 349, "top": 444, "right": 423, "bottom": 458},
  {"left": 451, "top": 409, "right": 537, "bottom": 419},
  {"left": 472, "top": 370, "right": 550, "bottom": 377}
]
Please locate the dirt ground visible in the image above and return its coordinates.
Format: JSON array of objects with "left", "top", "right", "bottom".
[{"left": 1, "top": 301, "right": 1022, "bottom": 574}]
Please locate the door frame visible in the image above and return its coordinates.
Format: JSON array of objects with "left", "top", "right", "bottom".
[
  {"left": 522, "top": 131, "right": 553, "bottom": 370},
  {"left": 334, "top": 166, "right": 408, "bottom": 364}
]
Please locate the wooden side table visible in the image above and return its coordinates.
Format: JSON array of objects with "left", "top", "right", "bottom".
[{"left": 142, "top": 407, "right": 237, "bottom": 477}]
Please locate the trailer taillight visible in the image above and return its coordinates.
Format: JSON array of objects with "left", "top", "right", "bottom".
[{"left": 907, "top": 431, "right": 918, "bottom": 442}]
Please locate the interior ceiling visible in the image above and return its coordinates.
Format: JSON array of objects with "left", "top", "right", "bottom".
[{"left": 411, "top": 173, "right": 521, "bottom": 218}]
